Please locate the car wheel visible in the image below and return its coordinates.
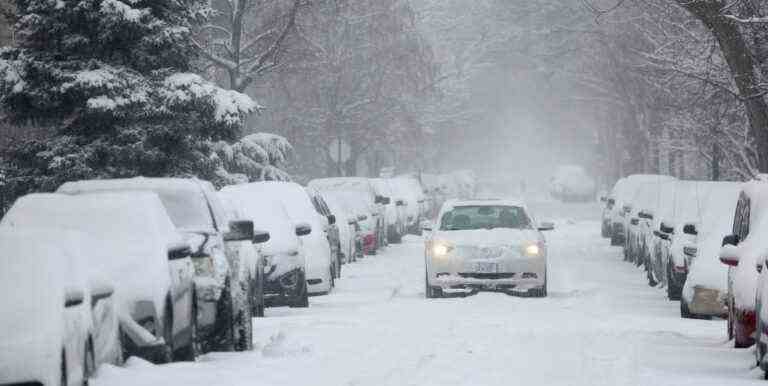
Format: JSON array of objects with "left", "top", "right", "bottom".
[
  {"left": 425, "top": 272, "right": 442, "bottom": 298},
  {"left": 82, "top": 338, "right": 95, "bottom": 385},
  {"left": 290, "top": 279, "right": 310, "bottom": 308},
  {"left": 666, "top": 264, "right": 682, "bottom": 301},
  {"left": 174, "top": 290, "right": 200, "bottom": 360},
  {"left": 60, "top": 350, "right": 67, "bottom": 386},
  {"left": 254, "top": 277, "right": 265, "bottom": 318},
  {"left": 233, "top": 280, "right": 253, "bottom": 352},
  {"left": 156, "top": 305, "right": 174, "bottom": 364}
]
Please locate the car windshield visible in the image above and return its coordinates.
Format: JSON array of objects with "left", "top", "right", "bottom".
[
  {"left": 440, "top": 205, "right": 531, "bottom": 231},
  {"left": 155, "top": 189, "right": 216, "bottom": 233}
]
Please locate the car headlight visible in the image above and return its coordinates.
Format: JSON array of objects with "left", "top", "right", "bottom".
[
  {"left": 523, "top": 243, "right": 541, "bottom": 257},
  {"left": 431, "top": 241, "right": 453, "bottom": 258}
]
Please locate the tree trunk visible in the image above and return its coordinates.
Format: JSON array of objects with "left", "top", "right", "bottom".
[
  {"left": 712, "top": 141, "right": 721, "bottom": 180},
  {"left": 677, "top": 0, "right": 768, "bottom": 173}
]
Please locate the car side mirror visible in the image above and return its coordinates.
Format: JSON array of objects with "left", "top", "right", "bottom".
[
  {"left": 638, "top": 211, "right": 653, "bottom": 220},
  {"left": 357, "top": 214, "right": 368, "bottom": 221},
  {"left": 347, "top": 218, "right": 357, "bottom": 225},
  {"left": 65, "top": 288, "right": 85, "bottom": 308},
  {"left": 252, "top": 230, "right": 270, "bottom": 244},
  {"left": 295, "top": 223, "right": 312, "bottom": 237},
  {"left": 722, "top": 234, "right": 740, "bottom": 247},
  {"left": 630, "top": 218, "right": 639, "bottom": 226},
  {"left": 653, "top": 230, "right": 669, "bottom": 240},
  {"left": 327, "top": 214, "right": 336, "bottom": 225},
  {"left": 537, "top": 221, "right": 555, "bottom": 231},
  {"left": 168, "top": 243, "right": 192, "bottom": 260},
  {"left": 660, "top": 222, "right": 674, "bottom": 234},
  {"left": 90, "top": 280, "right": 115, "bottom": 304},
  {"left": 224, "top": 220, "right": 255, "bottom": 242},
  {"left": 396, "top": 199, "right": 406, "bottom": 206},
  {"left": 683, "top": 224, "right": 698, "bottom": 236},
  {"left": 421, "top": 220, "right": 434, "bottom": 232}
]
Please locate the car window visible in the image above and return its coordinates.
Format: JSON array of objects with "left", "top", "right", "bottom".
[
  {"left": 155, "top": 189, "right": 216, "bottom": 233},
  {"left": 439, "top": 205, "right": 531, "bottom": 231}
]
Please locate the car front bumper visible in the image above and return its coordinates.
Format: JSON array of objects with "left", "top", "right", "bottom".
[{"left": 428, "top": 252, "right": 546, "bottom": 294}]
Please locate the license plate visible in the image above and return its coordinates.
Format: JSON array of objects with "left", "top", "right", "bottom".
[{"left": 475, "top": 262, "right": 498, "bottom": 273}]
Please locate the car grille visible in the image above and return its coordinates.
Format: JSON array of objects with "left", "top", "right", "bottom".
[{"left": 458, "top": 272, "right": 516, "bottom": 279}]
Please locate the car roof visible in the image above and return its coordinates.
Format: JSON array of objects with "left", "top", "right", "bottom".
[{"left": 443, "top": 198, "right": 526, "bottom": 209}]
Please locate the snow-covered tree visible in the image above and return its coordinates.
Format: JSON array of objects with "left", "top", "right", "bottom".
[
  {"left": 193, "top": 0, "right": 301, "bottom": 93},
  {"left": 0, "top": 0, "right": 256, "bottom": 196},
  {"left": 211, "top": 132, "right": 293, "bottom": 184}
]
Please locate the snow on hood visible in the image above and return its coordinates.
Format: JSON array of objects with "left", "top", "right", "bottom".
[{"left": 433, "top": 228, "right": 540, "bottom": 247}]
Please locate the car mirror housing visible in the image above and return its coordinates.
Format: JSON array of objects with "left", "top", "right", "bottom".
[
  {"left": 659, "top": 222, "right": 674, "bottom": 234},
  {"left": 295, "top": 223, "right": 312, "bottom": 237},
  {"left": 537, "top": 222, "right": 555, "bottom": 231},
  {"left": 683, "top": 223, "right": 698, "bottom": 236},
  {"left": 65, "top": 288, "right": 85, "bottom": 308},
  {"left": 630, "top": 218, "right": 639, "bottom": 226},
  {"left": 638, "top": 211, "right": 653, "bottom": 220},
  {"left": 252, "top": 230, "right": 270, "bottom": 244},
  {"left": 168, "top": 243, "right": 192, "bottom": 260},
  {"left": 421, "top": 220, "right": 434, "bottom": 232},
  {"left": 224, "top": 220, "right": 255, "bottom": 242},
  {"left": 722, "top": 234, "right": 740, "bottom": 247}
]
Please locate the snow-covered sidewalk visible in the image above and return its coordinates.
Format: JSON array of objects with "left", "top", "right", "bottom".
[{"left": 93, "top": 203, "right": 764, "bottom": 386}]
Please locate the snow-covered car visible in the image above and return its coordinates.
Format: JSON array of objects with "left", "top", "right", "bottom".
[
  {"left": 321, "top": 191, "right": 361, "bottom": 264},
  {"left": 549, "top": 164, "right": 596, "bottom": 202},
  {"left": 656, "top": 182, "right": 739, "bottom": 301},
  {"left": 680, "top": 183, "right": 740, "bottom": 319},
  {"left": 321, "top": 190, "right": 369, "bottom": 262},
  {"left": 0, "top": 228, "right": 107, "bottom": 386},
  {"left": 372, "top": 178, "right": 407, "bottom": 244},
  {"left": 309, "top": 177, "right": 389, "bottom": 253},
  {"left": 253, "top": 181, "right": 336, "bottom": 294},
  {"left": 390, "top": 176, "right": 428, "bottom": 235},
  {"left": 58, "top": 177, "right": 256, "bottom": 353},
  {"left": 424, "top": 199, "right": 553, "bottom": 298},
  {"left": 217, "top": 194, "right": 271, "bottom": 350},
  {"left": 718, "top": 180, "right": 768, "bottom": 348},
  {"left": 306, "top": 186, "right": 342, "bottom": 279},
  {"left": 606, "top": 174, "right": 675, "bottom": 246},
  {"left": 2, "top": 192, "right": 197, "bottom": 362},
  {"left": 220, "top": 184, "right": 310, "bottom": 308}
]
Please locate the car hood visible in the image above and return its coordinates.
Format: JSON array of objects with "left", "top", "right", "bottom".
[{"left": 433, "top": 228, "right": 541, "bottom": 247}]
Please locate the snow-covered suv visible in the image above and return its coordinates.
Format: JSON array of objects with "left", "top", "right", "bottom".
[{"left": 58, "top": 177, "right": 258, "bottom": 353}]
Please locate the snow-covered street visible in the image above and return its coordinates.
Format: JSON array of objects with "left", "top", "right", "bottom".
[{"left": 93, "top": 202, "right": 763, "bottom": 386}]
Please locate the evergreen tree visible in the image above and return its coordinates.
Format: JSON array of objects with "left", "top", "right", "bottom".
[{"left": 0, "top": 0, "right": 256, "bottom": 196}]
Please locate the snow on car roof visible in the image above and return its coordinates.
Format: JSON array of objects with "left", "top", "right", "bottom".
[
  {"left": 58, "top": 177, "right": 226, "bottom": 233},
  {"left": 442, "top": 198, "right": 526, "bottom": 210}
]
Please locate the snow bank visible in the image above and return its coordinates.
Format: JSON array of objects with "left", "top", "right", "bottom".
[{"left": 100, "top": 0, "right": 148, "bottom": 23}]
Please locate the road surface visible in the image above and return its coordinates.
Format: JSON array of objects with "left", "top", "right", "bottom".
[{"left": 94, "top": 202, "right": 764, "bottom": 386}]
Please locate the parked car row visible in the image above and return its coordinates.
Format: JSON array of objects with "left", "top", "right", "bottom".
[
  {"left": 0, "top": 172, "right": 444, "bottom": 385},
  {"left": 600, "top": 174, "right": 768, "bottom": 378}
]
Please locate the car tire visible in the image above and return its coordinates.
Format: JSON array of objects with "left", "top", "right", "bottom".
[
  {"left": 425, "top": 272, "right": 442, "bottom": 298},
  {"left": 666, "top": 264, "right": 682, "bottom": 301},
  {"left": 232, "top": 280, "right": 253, "bottom": 352},
  {"left": 329, "top": 266, "right": 336, "bottom": 289},
  {"left": 61, "top": 350, "right": 67, "bottom": 386},
  {"left": 290, "top": 279, "right": 310, "bottom": 308},
  {"left": 82, "top": 338, "right": 95, "bottom": 385},
  {"left": 254, "top": 277, "right": 265, "bottom": 318},
  {"left": 610, "top": 231, "right": 621, "bottom": 247}
]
